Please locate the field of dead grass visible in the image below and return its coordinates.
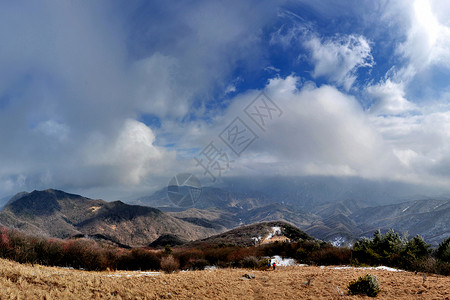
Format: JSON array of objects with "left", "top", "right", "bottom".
[{"left": 0, "top": 258, "right": 448, "bottom": 299}]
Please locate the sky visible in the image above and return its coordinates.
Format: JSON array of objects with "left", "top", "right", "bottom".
[{"left": 1, "top": 0, "right": 450, "bottom": 201}]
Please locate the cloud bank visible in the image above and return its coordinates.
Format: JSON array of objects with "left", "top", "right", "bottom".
[{"left": 1, "top": 0, "right": 450, "bottom": 200}]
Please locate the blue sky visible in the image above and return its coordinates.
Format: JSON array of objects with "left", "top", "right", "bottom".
[{"left": 1, "top": 0, "right": 450, "bottom": 200}]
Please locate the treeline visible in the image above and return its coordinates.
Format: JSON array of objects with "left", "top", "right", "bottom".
[
  {"left": 0, "top": 226, "right": 448, "bottom": 275},
  {"left": 352, "top": 230, "right": 450, "bottom": 275}
]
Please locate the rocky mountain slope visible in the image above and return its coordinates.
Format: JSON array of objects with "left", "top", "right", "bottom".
[
  {"left": 187, "top": 221, "right": 313, "bottom": 247},
  {"left": 1, "top": 187, "right": 448, "bottom": 248},
  {"left": 138, "top": 186, "right": 450, "bottom": 246},
  {"left": 0, "top": 189, "right": 220, "bottom": 247}
]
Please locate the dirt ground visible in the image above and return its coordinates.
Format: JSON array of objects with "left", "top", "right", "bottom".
[{"left": 0, "top": 258, "right": 448, "bottom": 299}]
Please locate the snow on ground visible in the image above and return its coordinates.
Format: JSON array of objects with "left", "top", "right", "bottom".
[
  {"left": 266, "top": 227, "right": 281, "bottom": 240},
  {"left": 252, "top": 236, "right": 262, "bottom": 244},
  {"left": 327, "top": 266, "right": 404, "bottom": 272},
  {"left": 330, "top": 236, "right": 347, "bottom": 247},
  {"left": 270, "top": 255, "right": 297, "bottom": 266},
  {"left": 105, "top": 271, "right": 161, "bottom": 278}
]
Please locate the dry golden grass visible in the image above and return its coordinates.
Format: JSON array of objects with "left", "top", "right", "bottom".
[{"left": 0, "top": 258, "right": 448, "bottom": 299}]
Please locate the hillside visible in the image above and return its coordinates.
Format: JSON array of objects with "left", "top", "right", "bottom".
[
  {"left": 0, "top": 189, "right": 221, "bottom": 247},
  {"left": 187, "top": 221, "right": 313, "bottom": 247}
]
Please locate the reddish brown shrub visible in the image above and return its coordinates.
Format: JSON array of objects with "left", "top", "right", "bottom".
[
  {"left": 308, "top": 247, "right": 352, "bottom": 265},
  {"left": 160, "top": 255, "right": 180, "bottom": 273}
]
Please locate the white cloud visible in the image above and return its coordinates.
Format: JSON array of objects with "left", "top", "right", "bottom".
[
  {"left": 367, "top": 80, "right": 417, "bottom": 115},
  {"left": 269, "top": 19, "right": 374, "bottom": 91},
  {"left": 34, "top": 120, "right": 69, "bottom": 141},
  {"left": 305, "top": 34, "right": 374, "bottom": 90},
  {"left": 84, "top": 119, "right": 171, "bottom": 185},
  {"left": 0, "top": 0, "right": 278, "bottom": 198},
  {"left": 207, "top": 76, "right": 397, "bottom": 180},
  {"left": 2, "top": 0, "right": 450, "bottom": 201},
  {"left": 392, "top": 0, "right": 450, "bottom": 80},
  {"left": 194, "top": 75, "right": 450, "bottom": 192}
]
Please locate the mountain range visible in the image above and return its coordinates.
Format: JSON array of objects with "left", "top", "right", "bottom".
[
  {"left": 0, "top": 189, "right": 219, "bottom": 247},
  {"left": 0, "top": 186, "right": 448, "bottom": 247},
  {"left": 135, "top": 185, "right": 450, "bottom": 246}
]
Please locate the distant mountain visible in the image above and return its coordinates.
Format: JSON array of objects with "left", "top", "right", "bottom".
[
  {"left": 137, "top": 184, "right": 450, "bottom": 246},
  {"left": 0, "top": 189, "right": 221, "bottom": 247},
  {"left": 351, "top": 199, "right": 450, "bottom": 245},
  {"left": 2, "top": 187, "right": 447, "bottom": 249},
  {"left": 135, "top": 186, "right": 270, "bottom": 210}
]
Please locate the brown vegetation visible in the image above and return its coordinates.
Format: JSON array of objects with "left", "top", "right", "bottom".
[
  {"left": 0, "top": 225, "right": 448, "bottom": 277},
  {"left": 0, "top": 258, "right": 448, "bottom": 299}
]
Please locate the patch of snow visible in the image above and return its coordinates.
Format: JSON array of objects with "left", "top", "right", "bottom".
[
  {"left": 139, "top": 271, "right": 161, "bottom": 276},
  {"left": 330, "top": 236, "right": 347, "bottom": 247},
  {"left": 327, "top": 265, "right": 404, "bottom": 272},
  {"left": 105, "top": 271, "right": 161, "bottom": 278},
  {"left": 270, "top": 255, "right": 296, "bottom": 266},
  {"left": 330, "top": 266, "right": 353, "bottom": 270},
  {"left": 374, "top": 266, "right": 403, "bottom": 272},
  {"left": 266, "top": 227, "right": 282, "bottom": 240},
  {"left": 252, "top": 236, "right": 262, "bottom": 245}
]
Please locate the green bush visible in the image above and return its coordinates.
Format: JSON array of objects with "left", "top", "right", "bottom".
[
  {"left": 353, "top": 230, "right": 406, "bottom": 266},
  {"left": 257, "top": 257, "right": 271, "bottom": 270},
  {"left": 351, "top": 230, "right": 442, "bottom": 273},
  {"left": 436, "top": 237, "right": 450, "bottom": 263},
  {"left": 347, "top": 274, "right": 380, "bottom": 297}
]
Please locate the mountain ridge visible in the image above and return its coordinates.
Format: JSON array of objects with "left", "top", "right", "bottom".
[
  {"left": 139, "top": 185, "right": 450, "bottom": 246},
  {"left": 0, "top": 189, "right": 221, "bottom": 247}
]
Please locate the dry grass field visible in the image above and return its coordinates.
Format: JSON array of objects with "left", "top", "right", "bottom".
[{"left": 0, "top": 258, "right": 448, "bottom": 299}]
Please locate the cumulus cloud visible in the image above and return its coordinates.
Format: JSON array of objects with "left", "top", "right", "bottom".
[
  {"left": 367, "top": 80, "right": 417, "bottom": 115},
  {"left": 182, "top": 75, "right": 450, "bottom": 194},
  {"left": 0, "top": 0, "right": 280, "bottom": 199},
  {"left": 83, "top": 119, "right": 172, "bottom": 185},
  {"left": 213, "top": 76, "right": 398, "bottom": 180},
  {"left": 2, "top": 0, "right": 450, "bottom": 201}
]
